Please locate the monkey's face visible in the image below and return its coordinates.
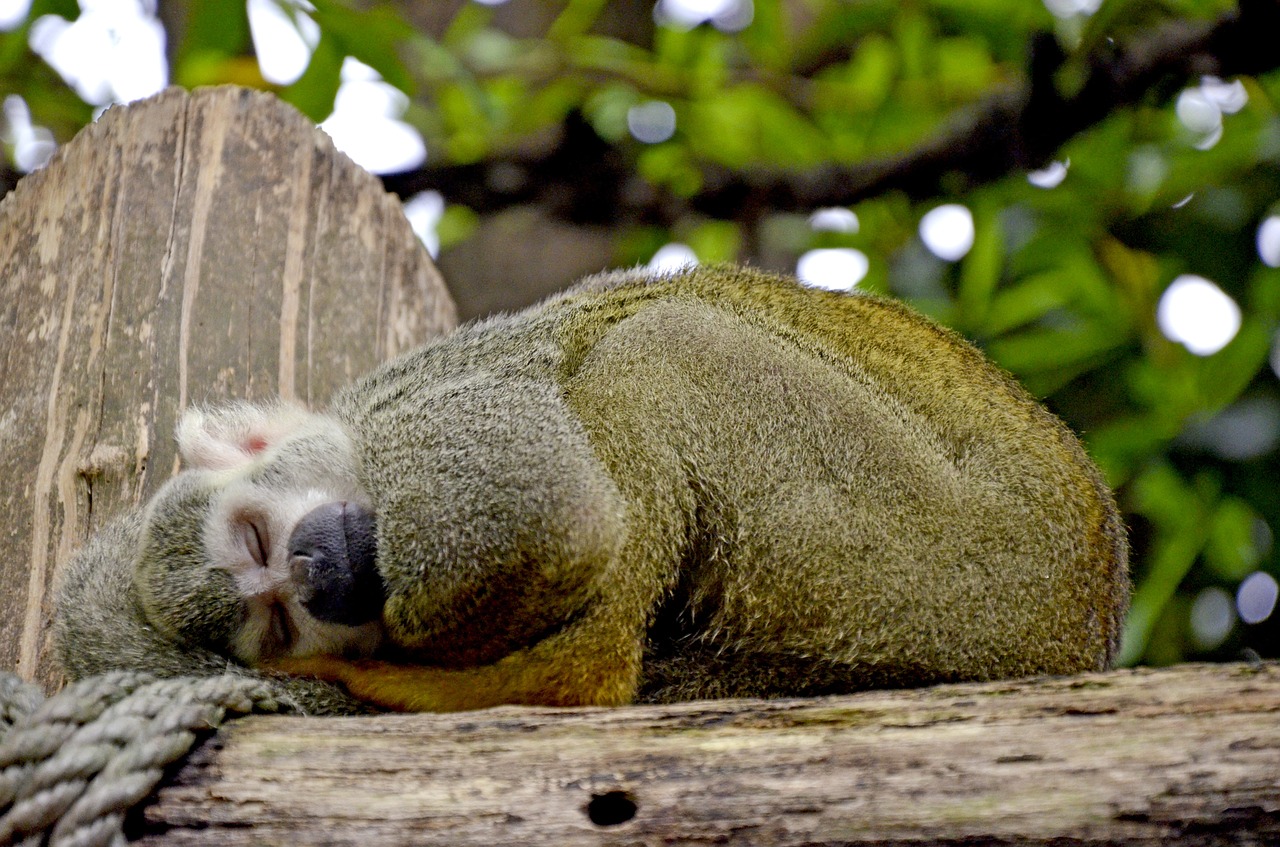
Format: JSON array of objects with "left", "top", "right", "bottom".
[{"left": 133, "top": 404, "right": 385, "bottom": 666}]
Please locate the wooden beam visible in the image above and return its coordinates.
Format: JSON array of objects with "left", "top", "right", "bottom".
[{"left": 137, "top": 662, "right": 1280, "bottom": 845}]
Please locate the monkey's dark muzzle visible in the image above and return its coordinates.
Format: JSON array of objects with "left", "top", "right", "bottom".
[{"left": 289, "top": 501, "right": 384, "bottom": 626}]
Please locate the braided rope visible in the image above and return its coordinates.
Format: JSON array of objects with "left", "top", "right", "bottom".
[
  {"left": 0, "top": 671, "right": 288, "bottom": 847},
  {"left": 0, "top": 679, "right": 43, "bottom": 740}
]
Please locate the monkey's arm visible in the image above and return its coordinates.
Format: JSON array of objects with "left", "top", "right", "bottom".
[
  {"left": 266, "top": 659, "right": 597, "bottom": 711},
  {"left": 271, "top": 610, "right": 641, "bottom": 711}
]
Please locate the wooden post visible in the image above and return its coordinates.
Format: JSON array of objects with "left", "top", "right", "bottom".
[
  {"left": 0, "top": 86, "right": 456, "bottom": 692},
  {"left": 135, "top": 662, "right": 1279, "bottom": 845}
]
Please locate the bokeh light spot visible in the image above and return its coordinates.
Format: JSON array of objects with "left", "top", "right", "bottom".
[
  {"left": 627, "top": 100, "right": 676, "bottom": 144},
  {"left": 320, "top": 59, "right": 426, "bottom": 174},
  {"left": 0, "top": 0, "right": 30, "bottom": 30},
  {"left": 796, "top": 249, "right": 868, "bottom": 292},
  {"left": 1200, "top": 76, "right": 1248, "bottom": 114},
  {"left": 1042, "top": 0, "right": 1102, "bottom": 17},
  {"left": 1028, "top": 160, "right": 1069, "bottom": 189},
  {"left": 1237, "top": 571, "right": 1278, "bottom": 625},
  {"left": 1156, "top": 275, "right": 1241, "bottom": 356},
  {"left": 1258, "top": 216, "right": 1280, "bottom": 268},
  {"left": 30, "top": 2, "right": 167, "bottom": 106},
  {"left": 404, "top": 191, "right": 444, "bottom": 257},
  {"left": 919, "top": 204, "right": 974, "bottom": 262},
  {"left": 656, "top": 0, "right": 753, "bottom": 31},
  {"left": 808, "top": 208, "right": 859, "bottom": 233},
  {"left": 249, "top": 0, "right": 319, "bottom": 86},
  {"left": 1190, "top": 587, "right": 1235, "bottom": 650},
  {"left": 648, "top": 243, "right": 698, "bottom": 273},
  {"left": 2, "top": 95, "right": 56, "bottom": 171},
  {"left": 1176, "top": 88, "right": 1221, "bottom": 135},
  {"left": 1176, "top": 78, "right": 1246, "bottom": 151}
]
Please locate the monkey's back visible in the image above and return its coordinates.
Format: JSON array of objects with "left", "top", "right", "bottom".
[
  {"left": 330, "top": 265, "right": 1127, "bottom": 703},
  {"left": 551, "top": 267, "right": 1128, "bottom": 699}
]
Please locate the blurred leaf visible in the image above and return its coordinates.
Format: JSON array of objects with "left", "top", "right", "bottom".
[
  {"left": 461, "top": 29, "right": 520, "bottom": 75},
  {"left": 178, "top": 54, "right": 268, "bottom": 89},
  {"left": 985, "top": 272, "right": 1075, "bottom": 335},
  {"left": 1077, "top": 0, "right": 1182, "bottom": 58},
  {"left": 738, "top": 0, "right": 789, "bottom": 71},
  {"left": 436, "top": 205, "right": 479, "bottom": 252},
  {"left": 311, "top": 1, "right": 417, "bottom": 94},
  {"left": 548, "top": 0, "right": 609, "bottom": 40},
  {"left": 1119, "top": 463, "right": 1215, "bottom": 665},
  {"left": 438, "top": 83, "right": 493, "bottom": 162},
  {"left": 892, "top": 11, "right": 933, "bottom": 80},
  {"left": 442, "top": 1, "right": 494, "bottom": 46},
  {"left": 934, "top": 38, "right": 997, "bottom": 101},
  {"left": 522, "top": 78, "right": 584, "bottom": 134},
  {"left": 956, "top": 203, "right": 1003, "bottom": 332},
  {"left": 584, "top": 83, "right": 641, "bottom": 142},
  {"left": 280, "top": 32, "right": 343, "bottom": 123},
  {"left": 174, "top": 0, "right": 252, "bottom": 82},
  {"left": 569, "top": 36, "right": 679, "bottom": 92},
  {"left": 30, "top": 0, "right": 79, "bottom": 17},
  {"left": 1195, "top": 322, "right": 1273, "bottom": 411},
  {"left": 1096, "top": 238, "right": 1159, "bottom": 328},
  {"left": 987, "top": 323, "right": 1125, "bottom": 377},
  {"left": 813, "top": 34, "right": 897, "bottom": 115},
  {"left": 637, "top": 143, "right": 702, "bottom": 195},
  {"left": 684, "top": 220, "right": 741, "bottom": 263},
  {"left": 616, "top": 227, "right": 671, "bottom": 267},
  {"left": 0, "top": 30, "right": 26, "bottom": 73},
  {"left": 686, "top": 94, "right": 756, "bottom": 167},
  {"left": 1206, "top": 498, "right": 1264, "bottom": 580},
  {"left": 1088, "top": 414, "right": 1182, "bottom": 485},
  {"left": 687, "top": 85, "right": 828, "bottom": 167},
  {"left": 412, "top": 33, "right": 467, "bottom": 82},
  {"left": 1250, "top": 267, "right": 1280, "bottom": 319}
]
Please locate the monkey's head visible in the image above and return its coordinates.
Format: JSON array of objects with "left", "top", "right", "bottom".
[{"left": 134, "top": 402, "right": 385, "bottom": 667}]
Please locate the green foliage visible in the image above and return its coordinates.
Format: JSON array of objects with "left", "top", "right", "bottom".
[{"left": 4, "top": 0, "right": 1279, "bottom": 666}]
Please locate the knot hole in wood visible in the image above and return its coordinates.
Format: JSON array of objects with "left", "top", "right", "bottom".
[{"left": 586, "top": 790, "right": 638, "bottom": 826}]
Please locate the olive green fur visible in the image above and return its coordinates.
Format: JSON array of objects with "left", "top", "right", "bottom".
[
  {"left": 132, "top": 475, "right": 239, "bottom": 655},
  {"left": 58, "top": 264, "right": 1128, "bottom": 711}
]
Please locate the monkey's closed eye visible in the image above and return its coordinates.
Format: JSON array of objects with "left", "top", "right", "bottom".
[{"left": 237, "top": 517, "right": 270, "bottom": 568}]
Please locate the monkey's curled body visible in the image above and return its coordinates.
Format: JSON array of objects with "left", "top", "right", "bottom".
[{"left": 63, "top": 266, "right": 1128, "bottom": 713}]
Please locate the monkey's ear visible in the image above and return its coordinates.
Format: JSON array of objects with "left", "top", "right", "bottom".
[{"left": 176, "top": 402, "right": 314, "bottom": 471}]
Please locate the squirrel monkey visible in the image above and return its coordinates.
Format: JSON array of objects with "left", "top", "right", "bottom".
[{"left": 56, "top": 266, "right": 1129, "bottom": 713}]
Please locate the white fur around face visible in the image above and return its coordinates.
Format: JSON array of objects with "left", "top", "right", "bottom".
[
  {"left": 181, "top": 405, "right": 384, "bottom": 664},
  {"left": 203, "top": 476, "right": 383, "bottom": 663}
]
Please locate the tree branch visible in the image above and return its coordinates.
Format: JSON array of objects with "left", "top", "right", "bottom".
[{"left": 380, "top": 0, "right": 1280, "bottom": 225}]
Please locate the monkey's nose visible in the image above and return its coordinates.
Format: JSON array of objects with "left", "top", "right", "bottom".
[{"left": 288, "top": 501, "right": 384, "bottom": 625}]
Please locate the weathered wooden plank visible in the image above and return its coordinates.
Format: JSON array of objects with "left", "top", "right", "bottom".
[
  {"left": 137, "top": 663, "right": 1280, "bottom": 846},
  {"left": 0, "top": 86, "right": 456, "bottom": 692}
]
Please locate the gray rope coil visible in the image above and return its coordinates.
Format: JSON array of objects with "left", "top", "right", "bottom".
[
  {"left": 0, "top": 671, "right": 288, "bottom": 847},
  {"left": 0, "top": 679, "right": 43, "bottom": 740}
]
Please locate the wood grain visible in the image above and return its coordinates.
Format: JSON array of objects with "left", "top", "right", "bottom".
[
  {"left": 137, "top": 662, "right": 1280, "bottom": 845},
  {"left": 0, "top": 86, "right": 456, "bottom": 691}
]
